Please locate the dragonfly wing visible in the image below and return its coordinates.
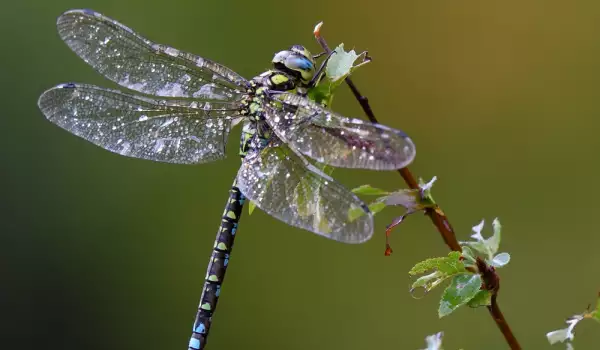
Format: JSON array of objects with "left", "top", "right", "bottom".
[
  {"left": 38, "top": 83, "right": 241, "bottom": 164},
  {"left": 264, "top": 92, "right": 416, "bottom": 170},
  {"left": 57, "top": 9, "right": 249, "bottom": 99},
  {"left": 236, "top": 136, "right": 373, "bottom": 243}
]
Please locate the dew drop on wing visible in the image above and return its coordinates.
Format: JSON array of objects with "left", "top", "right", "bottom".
[{"left": 164, "top": 47, "right": 179, "bottom": 57}]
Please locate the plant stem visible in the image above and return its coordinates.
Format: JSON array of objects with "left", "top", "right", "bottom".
[{"left": 314, "top": 22, "right": 521, "bottom": 350}]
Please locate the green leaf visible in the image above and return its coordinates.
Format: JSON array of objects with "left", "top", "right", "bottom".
[
  {"left": 411, "top": 271, "right": 450, "bottom": 294},
  {"left": 325, "top": 43, "right": 370, "bottom": 83},
  {"left": 439, "top": 252, "right": 466, "bottom": 274},
  {"left": 490, "top": 252, "right": 511, "bottom": 268},
  {"left": 438, "top": 274, "right": 482, "bottom": 318},
  {"left": 248, "top": 200, "right": 256, "bottom": 215},
  {"left": 306, "top": 83, "right": 331, "bottom": 106},
  {"left": 467, "top": 290, "right": 492, "bottom": 308},
  {"left": 351, "top": 184, "right": 390, "bottom": 196},
  {"left": 307, "top": 43, "right": 370, "bottom": 106},
  {"left": 489, "top": 218, "right": 502, "bottom": 254},
  {"left": 347, "top": 206, "right": 366, "bottom": 222},
  {"left": 409, "top": 252, "right": 464, "bottom": 276},
  {"left": 368, "top": 201, "right": 387, "bottom": 215},
  {"left": 347, "top": 201, "right": 386, "bottom": 222},
  {"left": 460, "top": 246, "right": 477, "bottom": 265},
  {"left": 409, "top": 252, "right": 466, "bottom": 294}
]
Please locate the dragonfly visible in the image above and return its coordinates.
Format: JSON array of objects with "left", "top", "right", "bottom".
[{"left": 37, "top": 9, "right": 417, "bottom": 350}]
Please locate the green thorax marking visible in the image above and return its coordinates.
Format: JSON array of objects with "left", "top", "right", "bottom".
[{"left": 238, "top": 69, "right": 304, "bottom": 157}]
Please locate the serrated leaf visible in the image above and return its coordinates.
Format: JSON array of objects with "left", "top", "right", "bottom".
[
  {"left": 411, "top": 271, "right": 450, "bottom": 293},
  {"left": 368, "top": 201, "right": 387, "bottom": 215},
  {"left": 248, "top": 200, "right": 256, "bottom": 215},
  {"left": 439, "top": 251, "right": 466, "bottom": 274},
  {"left": 420, "top": 332, "right": 444, "bottom": 350},
  {"left": 325, "top": 43, "right": 369, "bottom": 83},
  {"left": 307, "top": 43, "right": 369, "bottom": 106},
  {"left": 409, "top": 252, "right": 463, "bottom": 275},
  {"left": 490, "top": 252, "right": 511, "bottom": 268},
  {"left": 467, "top": 290, "right": 492, "bottom": 308},
  {"left": 409, "top": 252, "right": 466, "bottom": 294},
  {"left": 438, "top": 274, "right": 482, "bottom": 318},
  {"left": 460, "top": 246, "right": 477, "bottom": 264},
  {"left": 351, "top": 184, "right": 390, "bottom": 196}
]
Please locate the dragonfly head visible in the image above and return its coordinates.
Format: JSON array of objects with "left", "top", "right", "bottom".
[{"left": 272, "top": 45, "right": 316, "bottom": 85}]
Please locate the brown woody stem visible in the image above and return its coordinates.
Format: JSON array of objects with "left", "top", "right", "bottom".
[{"left": 314, "top": 22, "right": 521, "bottom": 350}]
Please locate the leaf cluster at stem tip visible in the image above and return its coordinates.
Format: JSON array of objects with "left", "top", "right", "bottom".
[{"left": 408, "top": 219, "right": 510, "bottom": 318}]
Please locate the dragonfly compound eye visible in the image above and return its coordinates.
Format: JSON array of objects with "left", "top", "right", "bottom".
[{"left": 272, "top": 48, "right": 315, "bottom": 83}]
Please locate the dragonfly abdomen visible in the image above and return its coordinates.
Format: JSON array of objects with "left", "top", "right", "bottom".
[{"left": 189, "top": 183, "right": 245, "bottom": 350}]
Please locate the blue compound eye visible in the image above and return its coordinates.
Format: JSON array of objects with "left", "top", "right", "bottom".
[{"left": 285, "top": 55, "right": 314, "bottom": 71}]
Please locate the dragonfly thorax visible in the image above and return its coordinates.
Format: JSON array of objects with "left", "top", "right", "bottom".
[{"left": 239, "top": 48, "right": 318, "bottom": 158}]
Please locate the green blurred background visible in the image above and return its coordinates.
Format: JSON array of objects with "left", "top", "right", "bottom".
[{"left": 2, "top": 0, "right": 600, "bottom": 349}]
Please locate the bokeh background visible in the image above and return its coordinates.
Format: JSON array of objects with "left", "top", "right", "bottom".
[{"left": 2, "top": 1, "right": 600, "bottom": 349}]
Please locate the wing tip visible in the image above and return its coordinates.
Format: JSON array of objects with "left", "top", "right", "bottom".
[
  {"left": 358, "top": 206, "right": 375, "bottom": 243},
  {"left": 381, "top": 128, "right": 417, "bottom": 170},
  {"left": 37, "top": 83, "right": 77, "bottom": 114},
  {"left": 396, "top": 135, "right": 417, "bottom": 169},
  {"left": 57, "top": 9, "right": 100, "bottom": 27},
  {"left": 336, "top": 207, "right": 376, "bottom": 243},
  {"left": 353, "top": 226, "right": 375, "bottom": 244},
  {"left": 60, "top": 8, "right": 98, "bottom": 17}
]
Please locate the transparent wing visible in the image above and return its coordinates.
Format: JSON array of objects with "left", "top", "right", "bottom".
[
  {"left": 38, "top": 83, "right": 242, "bottom": 164},
  {"left": 57, "top": 9, "right": 249, "bottom": 99},
  {"left": 237, "top": 136, "right": 373, "bottom": 243},
  {"left": 264, "top": 92, "right": 416, "bottom": 170}
]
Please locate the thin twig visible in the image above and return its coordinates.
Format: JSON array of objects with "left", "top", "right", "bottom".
[{"left": 314, "top": 22, "right": 521, "bottom": 350}]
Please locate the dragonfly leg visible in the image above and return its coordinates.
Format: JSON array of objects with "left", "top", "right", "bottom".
[
  {"left": 307, "top": 50, "right": 337, "bottom": 89},
  {"left": 312, "top": 51, "right": 327, "bottom": 59}
]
